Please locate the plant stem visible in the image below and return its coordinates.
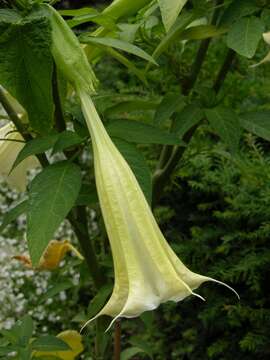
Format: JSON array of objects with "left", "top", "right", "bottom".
[
  {"left": 213, "top": 49, "right": 235, "bottom": 93},
  {"left": 52, "top": 64, "right": 66, "bottom": 133},
  {"left": 68, "top": 207, "right": 105, "bottom": 288},
  {"left": 113, "top": 321, "right": 121, "bottom": 360}
]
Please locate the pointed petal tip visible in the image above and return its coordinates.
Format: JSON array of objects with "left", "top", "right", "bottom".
[{"left": 208, "top": 277, "right": 240, "bottom": 300}]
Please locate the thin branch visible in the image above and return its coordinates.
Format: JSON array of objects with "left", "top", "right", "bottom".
[
  {"left": 213, "top": 48, "right": 235, "bottom": 93},
  {"left": 113, "top": 320, "right": 121, "bottom": 360}
]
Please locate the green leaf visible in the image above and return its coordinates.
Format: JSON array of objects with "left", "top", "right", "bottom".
[
  {"left": 154, "top": 93, "right": 185, "bottom": 126},
  {"left": 27, "top": 161, "right": 82, "bottom": 266},
  {"left": 39, "top": 280, "right": 74, "bottom": 303},
  {"left": 107, "top": 120, "right": 184, "bottom": 145},
  {"left": 220, "top": 0, "right": 259, "bottom": 26},
  {"left": 151, "top": 11, "right": 195, "bottom": 60},
  {"left": 104, "top": 99, "right": 158, "bottom": 117},
  {"left": 240, "top": 111, "right": 270, "bottom": 141},
  {"left": 0, "top": 7, "right": 54, "bottom": 134},
  {"left": 80, "top": 36, "right": 158, "bottom": 65},
  {"left": 121, "top": 347, "right": 151, "bottom": 360},
  {"left": 158, "top": 0, "right": 188, "bottom": 32},
  {"left": 17, "top": 315, "right": 33, "bottom": 347},
  {"left": 76, "top": 183, "right": 98, "bottom": 206},
  {"left": 113, "top": 138, "right": 152, "bottom": 204},
  {"left": 31, "top": 336, "right": 70, "bottom": 351},
  {"left": 205, "top": 107, "right": 241, "bottom": 153},
  {"left": 87, "top": 284, "right": 113, "bottom": 318},
  {"left": 52, "top": 131, "right": 84, "bottom": 154},
  {"left": 226, "top": 17, "right": 264, "bottom": 58},
  {"left": 0, "top": 200, "right": 27, "bottom": 232},
  {"left": 179, "top": 25, "right": 227, "bottom": 41},
  {"left": 104, "top": 47, "right": 147, "bottom": 83},
  {"left": 12, "top": 134, "right": 58, "bottom": 170},
  {"left": 173, "top": 104, "right": 204, "bottom": 138}
]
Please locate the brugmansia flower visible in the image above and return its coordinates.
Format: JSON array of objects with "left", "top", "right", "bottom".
[
  {"left": 14, "top": 239, "right": 83, "bottom": 270},
  {"left": 79, "top": 90, "right": 238, "bottom": 328},
  {"left": 47, "top": 6, "right": 238, "bottom": 328},
  {"left": 34, "top": 330, "right": 84, "bottom": 360},
  {"left": 0, "top": 122, "right": 39, "bottom": 192}
]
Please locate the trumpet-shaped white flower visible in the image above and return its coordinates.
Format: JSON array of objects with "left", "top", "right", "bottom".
[
  {"left": 46, "top": 6, "right": 238, "bottom": 327},
  {"left": 0, "top": 122, "right": 39, "bottom": 192},
  {"left": 78, "top": 90, "right": 238, "bottom": 327}
]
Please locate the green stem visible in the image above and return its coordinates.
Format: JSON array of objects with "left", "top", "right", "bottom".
[
  {"left": 52, "top": 64, "right": 66, "bottom": 133},
  {"left": 68, "top": 207, "right": 105, "bottom": 288},
  {"left": 213, "top": 49, "right": 235, "bottom": 93}
]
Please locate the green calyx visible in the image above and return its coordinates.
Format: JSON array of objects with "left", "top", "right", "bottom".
[{"left": 45, "top": 4, "right": 98, "bottom": 94}]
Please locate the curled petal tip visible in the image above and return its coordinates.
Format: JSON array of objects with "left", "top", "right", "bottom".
[{"left": 208, "top": 277, "right": 240, "bottom": 300}]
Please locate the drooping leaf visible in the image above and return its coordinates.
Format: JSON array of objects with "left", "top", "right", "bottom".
[
  {"left": 226, "top": 16, "right": 264, "bottom": 58},
  {"left": 154, "top": 93, "right": 185, "bottom": 126},
  {"left": 240, "top": 111, "right": 270, "bottom": 141},
  {"left": 59, "top": 8, "right": 115, "bottom": 29},
  {"left": 80, "top": 36, "right": 158, "bottom": 65},
  {"left": 0, "top": 7, "right": 54, "bottom": 134},
  {"left": 32, "top": 336, "right": 70, "bottom": 351},
  {"left": 0, "top": 200, "right": 27, "bottom": 232},
  {"left": 27, "top": 161, "right": 82, "bottom": 266},
  {"left": 107, "top": 120, "right": 184, "bottom": 145},
  {"left": 158, "top": 0, "right": 188, "bottom": 32},
  {"left": 113, "top": 138, "right": 152, "bottom": 204},
  {"left": 12, "top": 134, "right": 58, "bottom": 170},
  {"left": 205, "top": 107, "right": 241, "bottom": 152}
]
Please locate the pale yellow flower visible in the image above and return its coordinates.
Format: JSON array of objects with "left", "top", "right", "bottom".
[
  {"left": 78, "top": 90, "right": 238, "bottom": 329},
  {"left": 0, "top": 122, "right": 39, "bottom": 192}
]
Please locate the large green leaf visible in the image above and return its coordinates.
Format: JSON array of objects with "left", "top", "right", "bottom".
[
  {"left": 220, "top": 0, "right": 258, "bottom": 26},
  {"left": 27, "top": 161, "right": 82, "bottom": 266},
  {"left": 80, "top": 36, "right": 158, "bottom": 65},
  {"left": 226, "top": 16, "right": 264, "bottom": 58},
  {"left": 158, "top": 0, "right": 188, "bottom": 32},
  {"left": 205, "top": 107, "right": 241, "bottom": 153},
  {"left": 0, "top": 7, "right": 54, "bottom": 134},
  {"left": 240, "top": 111, "right": 270, "bottom": 141},
  {"left": 113, "top": 138, "right": 152, "bottom": 204},
  {"left": 107, "top": 120, "right": 184, "bottom": 145}
]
